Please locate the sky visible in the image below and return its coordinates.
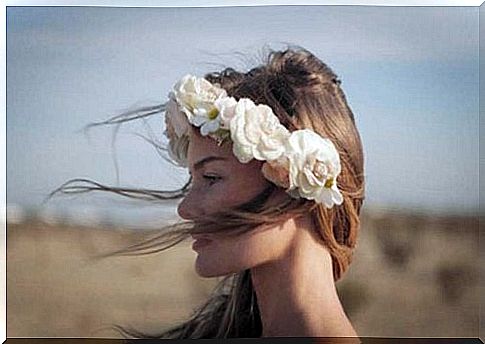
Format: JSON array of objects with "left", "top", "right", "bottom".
[{"left": 5, "top": 5, "right": 480, "bottom": 225}]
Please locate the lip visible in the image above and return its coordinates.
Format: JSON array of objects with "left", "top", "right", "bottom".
[{"left": 192, "top": 238, "right": 213, "bottom": 251}]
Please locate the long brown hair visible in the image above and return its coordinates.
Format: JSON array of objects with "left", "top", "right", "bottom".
[{"left": 53, "top": 46, "right": 365, "bottom": 339}]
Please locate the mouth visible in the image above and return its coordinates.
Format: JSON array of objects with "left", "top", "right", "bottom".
[{"left": 191, "top": 235, "right": 214, "bottom": 251}]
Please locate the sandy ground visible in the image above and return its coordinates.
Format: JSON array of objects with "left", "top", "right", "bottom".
[{"left": 6, "top": 209, "right": 480, "bottom": 338}]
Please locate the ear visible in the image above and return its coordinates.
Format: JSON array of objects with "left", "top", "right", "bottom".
[{"left": 261, "top": 161, "right": 290, "bottom": 189}]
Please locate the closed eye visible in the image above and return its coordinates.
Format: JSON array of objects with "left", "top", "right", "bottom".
[{"left": 203, "top": 175, "right": 221, "bottom": 185}]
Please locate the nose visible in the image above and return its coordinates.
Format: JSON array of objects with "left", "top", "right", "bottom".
[{"left": 177, "top": 194, "right": 202, "bottom": 220}]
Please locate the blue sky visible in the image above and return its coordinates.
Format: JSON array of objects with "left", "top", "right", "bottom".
[{"left": 6, "top": 5, "right": 479, "bottom": 223}]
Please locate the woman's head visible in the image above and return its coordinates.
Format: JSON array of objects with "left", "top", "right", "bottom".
[
  {"left": 56, "top": 46, "right": 366, "bottom": 339},
  {"left": 173, "top": 47, "right": 365, "bottom": 281}
]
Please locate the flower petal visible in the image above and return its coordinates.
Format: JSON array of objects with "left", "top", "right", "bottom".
[{"left": 200, "top": 119, "right": 220, "bottom": 136}]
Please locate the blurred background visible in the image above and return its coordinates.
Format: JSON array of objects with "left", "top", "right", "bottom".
[{"left": 6, "top": 4, "right": 481, "bottom": 338}]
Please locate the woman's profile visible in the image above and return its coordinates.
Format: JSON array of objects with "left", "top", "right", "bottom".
[{"left": 58, "top": 46, "right": 365, "bottom": 340}]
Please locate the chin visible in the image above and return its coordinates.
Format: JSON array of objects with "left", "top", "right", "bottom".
[{"left": 194, "top": 254, "right": 245, "bottom": 278}]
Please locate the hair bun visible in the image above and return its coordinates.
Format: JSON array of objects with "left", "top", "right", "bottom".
[
  {"left": 261, "top": 48, "right": 341, "bottom": 117},
  {"left": 266, "top": 48, "right": 340, "bottom": 90}
]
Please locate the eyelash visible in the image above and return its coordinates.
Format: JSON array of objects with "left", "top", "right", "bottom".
[{"left": 203, "top": 174, "right": 221, "bottom": 186}]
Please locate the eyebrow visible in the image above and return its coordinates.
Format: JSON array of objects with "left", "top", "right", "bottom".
[{"left": 193, "top": 156, "right": 227, "bottom": 171}]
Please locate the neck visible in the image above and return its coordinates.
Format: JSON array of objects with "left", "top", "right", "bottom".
[{"left": 250, "top": 215, "right": 358, "bottom": 338}]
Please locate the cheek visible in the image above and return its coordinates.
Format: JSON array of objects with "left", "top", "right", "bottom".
[
  {"left": 218, "top": 175, "right": 269, "bottom": 208},
  {"left": 192, "top": 181, "right": 260, "bottom": 212},
  {"left": 182, "top": 185, "right": 224, "bottom": 215}
]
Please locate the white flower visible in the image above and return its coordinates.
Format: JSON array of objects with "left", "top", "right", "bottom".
[
  {"left": 172, "top": 75, "right": 228, "bottom": 136},
  {"left": 173, "top": 75, "right": 227, "bottom": 114},
  {"left": 214, "top": 96, "right": 238, "bottom": 129},
  {"left": 192, "top": 106, "right": 222, "bottom": 136},
  {"left": 230, "top": 99, "right": 290, "bottom": 163},
  {"left": 285, "top": 129, "right": 343, "bottom": 208}
]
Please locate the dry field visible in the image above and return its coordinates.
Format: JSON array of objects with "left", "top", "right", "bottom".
[{"left": 6, "top": 209, "right": 480, "bottom": 338}]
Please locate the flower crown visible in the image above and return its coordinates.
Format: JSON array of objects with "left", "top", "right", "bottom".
[{"left": 164, "top": 74, "right": 344, "bottom": 209}]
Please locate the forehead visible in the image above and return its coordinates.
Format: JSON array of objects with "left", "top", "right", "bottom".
[
  {"left": 186, "top": 130, "right": 265, "bottom": 175},
  {"left": 186, "top": 131, "right": 235, "bottom": 165}
]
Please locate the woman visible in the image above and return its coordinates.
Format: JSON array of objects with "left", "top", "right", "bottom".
[{"left": 61, "top": 46, "right": 365, "bottom": 339}]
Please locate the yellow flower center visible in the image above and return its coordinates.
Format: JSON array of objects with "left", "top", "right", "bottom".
[
  {"left": 324, "top": 177, "right": 334, "bottom": 188},
  {"left": 208, "top": 108, "right": 219, "bottom": 120}
]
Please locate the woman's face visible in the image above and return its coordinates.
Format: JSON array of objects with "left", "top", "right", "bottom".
[{"left": 177, "top": 129, "right": 296, "bottom": 277}]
